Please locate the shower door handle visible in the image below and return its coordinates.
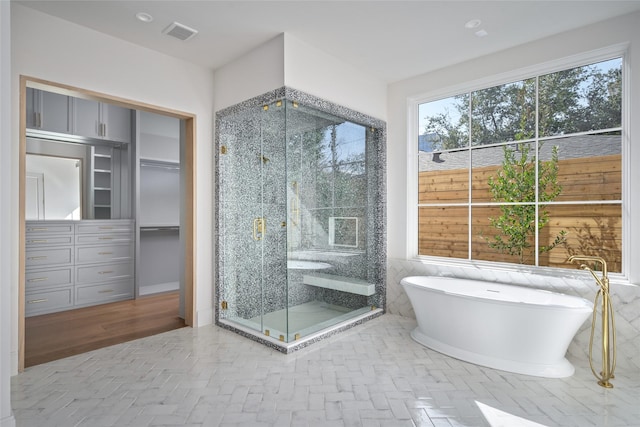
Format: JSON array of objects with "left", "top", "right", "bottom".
[{"left": 253, "top": 217, "right": 265, "bottom": 241}]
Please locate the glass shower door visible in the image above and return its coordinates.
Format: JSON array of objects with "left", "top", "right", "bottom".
[
  {"left": 218, "top": 100, "right": 289, "bottom": 340},
  {"left": 219, "top": 106, "right": 266, "bottom": 333}
]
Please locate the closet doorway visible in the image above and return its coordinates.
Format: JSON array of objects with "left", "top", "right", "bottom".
[{"left": 18, "top": 77, "right": 196, "bottom": 371}]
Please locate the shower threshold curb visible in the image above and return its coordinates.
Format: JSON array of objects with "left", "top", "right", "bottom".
[{"left": 217, "top": 308, "right": 384, "bottom": 354}]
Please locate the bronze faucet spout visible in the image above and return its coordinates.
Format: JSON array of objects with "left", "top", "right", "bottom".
[{"left": 567, "top": 255, "right": 608, "bottom": 281}]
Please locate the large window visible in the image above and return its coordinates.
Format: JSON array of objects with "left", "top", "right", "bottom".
[{"left": 417, "top": 57, "right": 623, "bottom": 272}]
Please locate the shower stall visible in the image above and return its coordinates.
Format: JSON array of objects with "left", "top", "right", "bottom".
[{"left": 215, "top": 87, "right": 386, "bottom": 352}]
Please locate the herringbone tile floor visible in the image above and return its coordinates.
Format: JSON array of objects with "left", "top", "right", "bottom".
[{"left": 11, "top": 315, "right": 640, "bottom": 426}]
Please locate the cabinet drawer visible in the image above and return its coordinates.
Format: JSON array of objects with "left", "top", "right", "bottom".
[
  {"left": 26, "top": 235, "right": 74, "bottom": 247},
  {"left": 26, "top": 223, "right": 74, "bottom": 235},
  {"left": 25, "top": 247, "right": 73, "bottom": 268},
  {"left": 76, "top": 261, "right": 133, "bottom": 284},
  {"left": 75, "top": 233, "right": 133, "bottom": 245},
  {"left": 76, "top": 221, "right": 134, "bottom": 235},
  {"left": 25, "top": 267, "right": 73, "bottom": 290},
  {"left": 76, "top": 280, "right": 133, "bottom": 306},
  {"left": 76, "top": 244, "right": 133, "bottom": 264},
  {"left": 25, "top": 287, "right": 73, "bottom": 317}
]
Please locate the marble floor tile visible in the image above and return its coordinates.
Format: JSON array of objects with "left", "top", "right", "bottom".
[{"left": 11, "top": 314, "right": 640, "bottom": 427}]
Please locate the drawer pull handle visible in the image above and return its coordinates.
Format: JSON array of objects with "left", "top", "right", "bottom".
[
  {"left": 27, "top": 298, "right": 48, "bottom": 304},
  {"left": 98, "top": 289, "right": 114, "bottom": 294},
  {"left": 28, "top": 239, "right": 48, "bottom": 243},
  {"left": 28, "top": 256, "right": 47, "bottom": 261},
  {"left": 29, "top": 227, "right": 48, "bottom": 231},
  {"left": 98, "top": 252, "right": 113, "bottom": 255},
  {"left": 99, "top": 237, "right": 113, "bottom": 240},
  {"left": 98, "top": 270, "right": 113, "bottom": 275},
  {"left": 27, "top": 277, "right": 48, "bottom": 283}
]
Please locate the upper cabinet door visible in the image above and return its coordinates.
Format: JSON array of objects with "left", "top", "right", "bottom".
[
  {"left": 26, "top": 88, "right": 71, "bottom": 134},
  {"left": 73, "top": 98, "right": 102, "bottom": 139},
  {"left": 102, "top": 103, "right": 132, "bottom": 144},
  {"left": 72, "top": 98, "right": 132, "bottom": 143},
  {"left": 25, "top": 88, "right": 37, "bottom": 129}
]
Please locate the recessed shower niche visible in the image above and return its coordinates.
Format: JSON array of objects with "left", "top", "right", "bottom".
[{"left": 215, "top": 87, "right": 386, "bottom": 352}]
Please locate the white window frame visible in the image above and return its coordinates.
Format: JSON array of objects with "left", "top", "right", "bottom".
[{"left": 406, "top": 43, "right": 632, "bottom": 284}]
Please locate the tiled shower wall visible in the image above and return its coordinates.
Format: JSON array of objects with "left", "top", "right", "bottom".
[{"left": 386, "top": 257, "right": 640, "bottom": 372}]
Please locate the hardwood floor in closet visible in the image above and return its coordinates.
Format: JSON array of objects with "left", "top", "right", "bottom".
[{"left": 25, "top": 292, "right": 185, "bottom": 368}]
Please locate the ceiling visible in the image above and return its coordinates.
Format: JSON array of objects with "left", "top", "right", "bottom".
[{"left": 15, "top": 1, "right": 640, "bottom": 83}]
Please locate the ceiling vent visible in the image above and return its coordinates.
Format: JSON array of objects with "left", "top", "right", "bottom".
[{"left": 163, "top": 22, "right": 198, "bottom": 41}]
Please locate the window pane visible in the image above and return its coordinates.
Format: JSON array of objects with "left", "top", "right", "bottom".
[
  {"left": 539, "top": 58, "right": 622, "bottom": 137},
  {"left": 472, "top": 142, "right": 535, "bottom": 204},
  {"left": 419, "top": 95, "right": 469, "bottom": 151},
  {"left": 419, "top": 206, "right": 468, "bottom": 258},
  {"left": 419, "top": 148, "right": 469, "bottom": 204},
  {"left": 472, "top": 206, "right": 536, "bottom": 265},
  {"left": 416, "top": 57, "right": 623, "bottom": 272},
  {"left": 544, "top": 204, "right": 622, "bottom": 273},
  {"left": 541, "top": 133, "right": 621, "bottom": 202},
  {"left": 471, "top": 79, "right": 536, "bottom": 146}
]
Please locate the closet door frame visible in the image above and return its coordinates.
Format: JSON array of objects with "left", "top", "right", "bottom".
[{"left": 18, "top": 76, "right": 197, "bottom": 372}]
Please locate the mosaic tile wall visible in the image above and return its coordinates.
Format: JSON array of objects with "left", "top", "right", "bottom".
[
  {"left": 214, "top": 87, "right": 387, "bottom": 346},
  {"left": 387, "top": 257, "right": 640, "bottom": 372}
]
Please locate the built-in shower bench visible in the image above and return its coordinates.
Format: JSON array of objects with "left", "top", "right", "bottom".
[{"left": 302, "top": 273, "right": 376, "bottom": 296}]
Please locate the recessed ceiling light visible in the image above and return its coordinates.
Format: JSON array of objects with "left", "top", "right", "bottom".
[
  {"left": 136, "top": 12, "right": 154, "bottom": 23},
  {"left": 475, "top": 29, "right": 489, "bottom": 38},
  {"left": 465, "top": 19, "right": 482, "bottom": 29}
]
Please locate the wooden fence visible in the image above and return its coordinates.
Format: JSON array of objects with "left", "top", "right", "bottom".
[{"left": 418, "top": 154, "right": 622, "bottom": 271}]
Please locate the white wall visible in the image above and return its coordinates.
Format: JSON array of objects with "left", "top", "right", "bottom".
[
  {"left": 213, "top": 32, "right": 387, "bottom": 121},
  {"left": 283, "top": 33, "right": 387, "bottom": 120},
  {"left": 213, "top": 34, "right": 285, "bottom": 112},
  {"left": 1, "top": 1, "right": 17, "bottom": 426},
  {"left": 9, "top": 4, "right": 216, "bottom": 375}
]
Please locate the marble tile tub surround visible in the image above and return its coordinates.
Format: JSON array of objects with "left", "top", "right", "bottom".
[
  {"left": 214, "top": 87, "right": 387, "bottom": 350},
  {"left": 387, "top": 258, "right": 640, "bottom": 374}
]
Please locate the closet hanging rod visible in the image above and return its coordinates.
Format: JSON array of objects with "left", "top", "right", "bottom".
[
  {"left": 140, "top": 226, "right": 180, "bottom": 232},
  {"left": 140, "top": 161, "right": 180, "bottom": 170}
]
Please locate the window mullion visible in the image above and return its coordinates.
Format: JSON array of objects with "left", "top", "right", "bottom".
[
  {"left": 534, "top": 75, "right": 540, "bottom": 267},
  {"left": 468, "top": 92, "right": 473, "bottom": 261}
]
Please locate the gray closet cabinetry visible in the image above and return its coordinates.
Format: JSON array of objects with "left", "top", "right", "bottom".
[
  {"left": 74, "top": 220, "right": 134, "bottom": 307},
  {"left": 73, "top": 98, "right": 132, "bottom": 143},
  {"left": 25, "top": 222, "right": 74, "bottom": 316},
  {"left": 25, "top": 220, "right": 135, "bottom": 316},
  {"left": 25, "top": 88, "right": 71, "bottom": 134},
  {"left": 26, "top": 88, "right": 132, "bottom": 144}
]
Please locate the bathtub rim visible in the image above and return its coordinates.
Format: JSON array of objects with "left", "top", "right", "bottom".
[{"left": 400, "top": 275, "right": 593, "bottom": 312}]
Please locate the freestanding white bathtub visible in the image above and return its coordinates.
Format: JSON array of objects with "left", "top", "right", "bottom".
[{"left": 401, "top": 276, "right": 593, "bottom": 378}]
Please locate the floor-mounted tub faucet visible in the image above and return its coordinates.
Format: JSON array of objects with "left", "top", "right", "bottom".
[{"left": 568, "top": 255, "right": 616, "bottom": 388}]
